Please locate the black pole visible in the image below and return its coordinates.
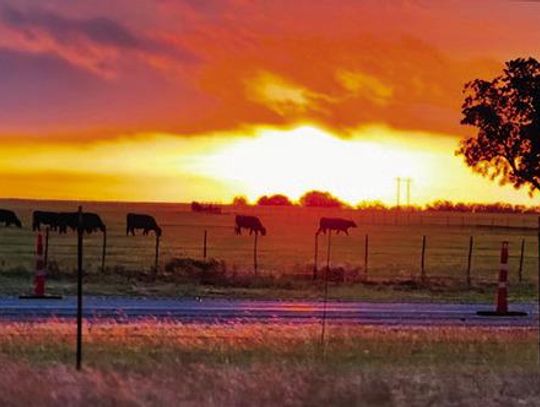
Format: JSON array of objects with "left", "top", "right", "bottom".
[
  {"left": 364, "top": 234, "right": 369, "bottom": 279},
  {"left": 313, "top": 233, "right": 318, "bottom": 280},
  {"left": 467, "top": 236, "right": 473, "bottom": 288},
  {"left": 44, "top": 227, "right": 49, "bottom": 268},
  {"left": 101, "top": 229, "right": 107, "bottom": 273},
  {"left": 519, "top": 238, "right": 525, "bottom": 283},
  {"left": 421, "top": 235, "right": 426, "bottom": 282},
  {"left": 76, "top": 206, "right": 83, "bottom": 371},
  {"left": 203, "top": 230, "right": 207, "bottom": 260}
]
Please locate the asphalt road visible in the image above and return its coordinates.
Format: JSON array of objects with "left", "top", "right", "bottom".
[{"left": 0, "top": 297, "right": 537, "bottom": 326}]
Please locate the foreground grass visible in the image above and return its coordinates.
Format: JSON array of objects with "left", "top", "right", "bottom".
[{"left": 0, "top": 321, "right": 539, "bottom": 406}]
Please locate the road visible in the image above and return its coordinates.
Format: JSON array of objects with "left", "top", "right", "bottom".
[{"left": 0, "top": 296, "right": 537, "bottom": 326}]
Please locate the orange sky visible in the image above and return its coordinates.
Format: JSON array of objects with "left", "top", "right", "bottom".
[{"left": 1, "top": 0, "right": 540, "bottom": 205}]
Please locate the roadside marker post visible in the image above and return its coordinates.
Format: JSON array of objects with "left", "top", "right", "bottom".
[
  {"left": 466, "top": 236, "right": 473, "bottom": 287},
  {"left": 19, "top": 231, "right": 62, "bottom": 300},
  {"left": 477, "top": 241, "right": 527, "bottom": 317}
]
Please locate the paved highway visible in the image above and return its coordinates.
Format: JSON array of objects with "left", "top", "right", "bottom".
[{"left": 0, "top": 297, "right": 537, "bottom": 326}]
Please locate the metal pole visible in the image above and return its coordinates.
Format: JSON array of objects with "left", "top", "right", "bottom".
[
  {"left": 467, "top": 236, "right": 473, "bottom": 288},
  {"left": 101, "top": 229, "right": 107, "bottom": 273},
  {"left": 76, "top": 206, "right": 83, "bottom": 371},
  {"left": 253, "top": 233, "right": 258, "bottom": 273},
  {"left": 396, "top": 177, "right": 401, "bottom": 209},
  {"left": 313, "top": 233, "right": 318, "bottom": 280},
  {"left": 320, "top": 231, "right": 331, "bottom": 350},
  {"left": 203, "top": 230, "right": 207, "bottom": 260},
  {"left": 519, "top": 238, "right": 525, "bottom": 283},
  {"left": 421, "top": 235, "right": 426, "bottom": 282},
  {"left": 364, "top": 234, "right": 369, "bottom": 279}
]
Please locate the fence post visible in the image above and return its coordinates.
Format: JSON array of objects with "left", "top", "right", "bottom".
[
  {"left": 421, "top": 235, "right": 426, "bottom": 282},
  {"left": 313, "top": 233, "right": 318, "bottom": 279},
  {"left": 364, "top": 234, "right": 369, "bottom": 279},
  {"left": 76, "top": 206, "right": 83, "bottom": 371},
  {"left": 101, "top": 229, "right": 107, "bottom": 273},
  {"left": 44, "top": 227, "right": 49, "bottom": 268},
  {"left": 154, "top": 234, "right": 160, "bottom": 275},
  {"left": 253, "top": 233, "right": 258, "bottom": 273},
  {"left": 467, "top": 236, "right": 473, "bottom": 287},
  {"left": 203, "top": 230, "right": 207, "bottom": 260},
  {"left": 518, "top": 238, "right": 525, "bottom": 282}
]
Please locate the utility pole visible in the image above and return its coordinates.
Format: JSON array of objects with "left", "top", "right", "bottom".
[
  {"left": 396, "top": 177, "right": 401, "bottom": 209},
  {"left": 405, "top": 178, "right": 412, "bottom": 207}
]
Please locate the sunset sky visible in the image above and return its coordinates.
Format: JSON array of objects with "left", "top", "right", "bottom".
[{"left": 1, "top": 0, "right": 540, "bottom": 205}]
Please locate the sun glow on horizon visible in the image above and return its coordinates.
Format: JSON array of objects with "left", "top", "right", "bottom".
[
  {"left": 193, "top": 125, "right": 425, "bottom": 204},
  {"left": 0, "top": 124, "right": 538, "bottom": 206}
]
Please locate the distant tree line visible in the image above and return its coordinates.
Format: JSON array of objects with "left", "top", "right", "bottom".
[{"left": 230, "top": 192, "right": 540, "bottom": 213}]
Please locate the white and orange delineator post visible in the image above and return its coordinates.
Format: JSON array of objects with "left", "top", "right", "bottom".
[
  {"left": 20, "top": 232, "right": 62, "bottom": 299},
  {"left": 477, "top": 241, "right": 527, "bottom": 317}
]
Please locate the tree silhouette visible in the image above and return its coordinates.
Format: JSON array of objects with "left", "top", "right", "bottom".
[
  {"left": 458, "top": 57, "right": 540, "bottom": 195},
  {"left": 256, "top": 194, "right": 293, "bottom": 206},
  {"left": 299, "top": 190, "right": 344, "bottom": 208}
]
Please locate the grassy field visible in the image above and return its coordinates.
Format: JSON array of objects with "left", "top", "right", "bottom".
[
  {"left": 0, "top": 199, "right": 539, "bottom": 300},
  {"left": 0, "top": 320, "right": 538, "bottom": 406}
]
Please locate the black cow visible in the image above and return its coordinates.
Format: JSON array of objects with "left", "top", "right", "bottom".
[
  {"left": 317, "top": 217, "right": 357, "bottom": 235},
  {"left": 32, "top": 211, "right": 60, "bottom": 231},
  {"left": 57, "top": 212, "right": 106, "bottom": 234},
  {"left": 126, "top": 213, "right": 162, "bottom": 237},
  {"left": 0, "top": 209, "right": 22, "bottom": 228},
  {"left": 235, "top": 215, "right": 266, "bottom": 236}
]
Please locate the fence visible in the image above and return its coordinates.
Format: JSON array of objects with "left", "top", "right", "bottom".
[{"left": 0, "top": 216, "right": 538, "bottom": 285}]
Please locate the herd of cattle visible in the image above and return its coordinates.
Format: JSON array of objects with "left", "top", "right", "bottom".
[{"left": 0, "top": 209, "right": 358, "bottom": 237}]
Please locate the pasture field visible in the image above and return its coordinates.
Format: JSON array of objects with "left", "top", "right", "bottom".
[
  {"left": 0, "top": 199, "right": 539, "bottom": 300},
  {"left": 0, "top": 320, "right": 538, "bottom": 406}
]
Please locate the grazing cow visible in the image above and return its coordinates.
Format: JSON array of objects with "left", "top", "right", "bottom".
[
  {"left": 57, "top": 212, "right": 106, "bottom": 234},
  {"left": 32, "top": 211, "right": 60, "bottom": 231},
  {"left": 126, "top": 213, "right": 162, "bottom": 237},
  {"left": 317, "top": 217, "right": 357, "bottom": 235},
  {"left": 234, "top": 215, "right": 266, "bottom": 236},
  {"left": 0, "top": 209, "right": 22, "bottom": 228}
]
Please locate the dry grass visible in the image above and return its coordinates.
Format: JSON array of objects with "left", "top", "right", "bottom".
[{"left": 0, "top": 320, "right": 539, "bottom": 405}]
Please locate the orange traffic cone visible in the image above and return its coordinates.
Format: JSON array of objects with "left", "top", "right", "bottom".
[{"left": 477, "top": 241, "right": 526, "bottom": 317}]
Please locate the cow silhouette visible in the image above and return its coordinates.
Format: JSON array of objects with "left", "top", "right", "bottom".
[
  {"left": 317, "top": 217, "right": 357, "bottom": 235},
  {"left": 126, "top": 213, "right": 162, "bottom": 237},
  {"left": 57, "top": 212, "right": 106, "bottom": 234},
  {"left": 32, "top": 211, "right": 60, "bottom": 231},
  {"left": 0, "top": 209, "right": 22, "bottom": 228},
  {"left": 235, "top": 215, "right": 266, "bottom": 236}
]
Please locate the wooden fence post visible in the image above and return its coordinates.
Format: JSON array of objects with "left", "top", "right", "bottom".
[
  {"left": 101, "top": 229, "right": 107, "bottom": 273},
  {"left": 203, "top": 230, "right": 207, "bottom": 260},
  {"left": 421, "top": 235, "right": 426, "bottom": 282},
  {"left": 154, "top": 234, "right": 160, "bottom": 275},
  {"left": 253, "top": 233, "right": 258, "bottom": 273},
  {"left": 518, "top": 238, "right": 525, "bottom": 282},
  {"left": 313, "top": 233, "right": 318, "bottom": 280},
  {"left": 466, "top": 236, "right": 473, "bottom": 287},
  {"left": 364, "top": 234, "right": 369, "bottom": 279},
  {"left": 44, "top": 227, "right": 49, "bottom": 268}
]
